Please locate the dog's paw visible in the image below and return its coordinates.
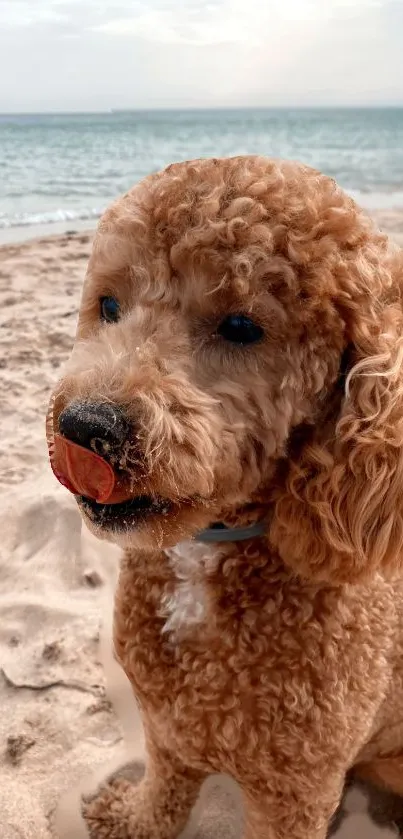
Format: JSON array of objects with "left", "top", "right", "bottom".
[{"left": 83, "top": 778, "right": 136, "bottom": 839}]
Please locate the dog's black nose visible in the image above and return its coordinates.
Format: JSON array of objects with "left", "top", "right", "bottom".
[{"left": 58, "top": 402, "right": 130, "bottom": 454}]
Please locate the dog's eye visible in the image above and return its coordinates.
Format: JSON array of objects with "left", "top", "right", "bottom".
[
  {"left": 217, "top": 314, "right": 264, "bottom": 345},
  {"left": 100, "top": 296, "right": 120, "bottom": 323}
]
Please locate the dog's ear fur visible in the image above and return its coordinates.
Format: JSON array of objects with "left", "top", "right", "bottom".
[{"left": 271, "top": 248, "right": 403, "bottom": 584}]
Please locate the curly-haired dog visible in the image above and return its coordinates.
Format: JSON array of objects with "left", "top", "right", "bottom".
[{"left": 48, "top": 156, "right": 403, "bottom": 839}]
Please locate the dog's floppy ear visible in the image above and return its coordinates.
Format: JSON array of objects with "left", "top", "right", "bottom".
[{"left": 271, "top": 249, "right": 403, "bottom": 584}]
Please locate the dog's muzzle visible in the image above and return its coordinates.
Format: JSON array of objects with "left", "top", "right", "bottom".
[{"left": 46, "top": 399, "right": 134, "bottom": 504}]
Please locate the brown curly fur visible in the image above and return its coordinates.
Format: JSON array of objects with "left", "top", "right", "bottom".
[{"left": 50, "top": 156, "right": 403, "bottom": 838}]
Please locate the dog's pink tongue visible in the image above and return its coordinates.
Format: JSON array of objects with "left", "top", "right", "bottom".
[{"left": 49, "top": 433, "right": 128, "bottom": 504}]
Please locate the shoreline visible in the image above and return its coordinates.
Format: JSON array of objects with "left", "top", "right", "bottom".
[
  {"left": 0, "top": 218, "right": 98, "bottom": 247},
  {"left": 1, "top": 207, "right": 403, "bottom": 251},
  {"left": 1, "top": 189, "right": 403, "bottom": 249}
]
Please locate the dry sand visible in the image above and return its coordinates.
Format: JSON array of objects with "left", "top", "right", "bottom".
[{"left": 1, "top": 215, "right": 403, "bottom": 838}]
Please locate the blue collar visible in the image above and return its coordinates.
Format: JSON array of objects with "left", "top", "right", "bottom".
[{"left": 194, "top": 521, "right": 266, "bottom": 543}]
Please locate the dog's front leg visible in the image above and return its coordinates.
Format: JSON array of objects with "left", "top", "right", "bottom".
[
  {"left": 240, "top": 768, "right": 345, "bottom": 839},
  {"left": 83, "top": 741, "right": 204, "bottom": 839}
]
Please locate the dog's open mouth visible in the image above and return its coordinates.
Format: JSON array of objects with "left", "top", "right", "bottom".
[{"left": 79, "top": 493, "right": 172, "bottom": 529}]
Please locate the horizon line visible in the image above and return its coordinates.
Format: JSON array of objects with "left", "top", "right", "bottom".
[{"left": 1, "top": 104, "right": 403, "bottom": 117}]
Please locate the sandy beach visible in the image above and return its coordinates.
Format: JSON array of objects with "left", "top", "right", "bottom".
[{"left": 1, "top": 212, "right": 403, "bottom": 838}]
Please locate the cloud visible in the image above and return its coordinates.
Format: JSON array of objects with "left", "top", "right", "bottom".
[
  {"left": 0, "top": 0, "right": 383, "bottom": 41},
  {"left": 91, "top": 0, "right": 385, "bottom": 46},
  {"left": 0, "top": 0, "right": 400, "bottom": 110},
  {"left": 0, "top": 1, "right": 143, "bottom": 30}
]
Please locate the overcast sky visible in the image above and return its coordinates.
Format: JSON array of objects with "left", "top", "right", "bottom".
[{"left": 0, "top": 0, "right": 401, "bottom": 112}]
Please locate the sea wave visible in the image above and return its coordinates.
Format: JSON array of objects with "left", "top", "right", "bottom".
[
  {"left": 1, "top": 189, "right": 403, "bottom": 233},
  {"left": 348, "top": 189, "right": 403, "bottom": 210},
  {"left": 0, "top": 207, "right": 104, "bottom": 230}
]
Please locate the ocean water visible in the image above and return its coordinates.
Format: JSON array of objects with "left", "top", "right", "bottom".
[{"left": 1, "top": 108, "right": 403, "bottom": 235}]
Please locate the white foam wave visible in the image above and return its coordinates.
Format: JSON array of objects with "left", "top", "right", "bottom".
[
  {"left": 1, "top": 189, "right": 403, "bottom": 234},
  {"left": 0, "top": 207, "right": 104, "bottom": 230},
  {"left": 347, "top": 189, "right": 403, "bottom": 210}
]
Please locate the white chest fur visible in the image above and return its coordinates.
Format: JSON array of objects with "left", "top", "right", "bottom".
[{"left": 161, "top": 540, "right": 219, "bottom": 638}]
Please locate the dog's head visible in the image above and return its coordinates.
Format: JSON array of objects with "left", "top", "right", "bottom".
[{"left": 49, "top": 155, "right": 403, "bottom": 581}]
